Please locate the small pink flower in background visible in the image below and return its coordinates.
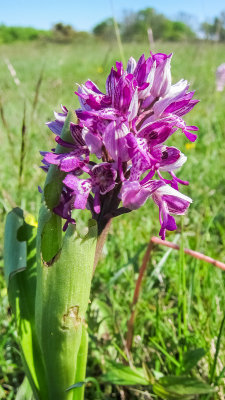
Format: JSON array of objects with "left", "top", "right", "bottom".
[{"left": 216, "top": 63, "right": 225, "bottom": 91}]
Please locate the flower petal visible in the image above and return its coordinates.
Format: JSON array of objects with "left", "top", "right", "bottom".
[
  {"left": 120, "top": 180, "right": 151, "bottom": 210},
  {"left": 103, "top": 121, "right": 130, "bottom": 162}
]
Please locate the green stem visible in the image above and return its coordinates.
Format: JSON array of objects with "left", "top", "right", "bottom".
[
  {"left": 35, "top": 111, "right": 97, "bottom": 399},
  {"left": 180, "top": 219, "right": 187, "bottom": 339},
  {"left": 35, "top": 217, "right": 97, "bottom": 400}
]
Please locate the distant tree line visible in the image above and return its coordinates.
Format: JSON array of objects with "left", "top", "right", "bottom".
[
  {"left": 201, "top": 12, "right": 225, "bottom": 41},
  {"left": 0, "top": 25, "right": 51, "bottom": 43},
  {"left": 1, "top": 8, "right": 225, "bottom": 45},
  {"left": 51, "top": 23, "right": 90, "bottom": 43},
  {"left": 0, "top": 23, "right": 90, "bottom": 44},
  {"left": 93, "top": 8, "right": 196, "bottom": 42}
]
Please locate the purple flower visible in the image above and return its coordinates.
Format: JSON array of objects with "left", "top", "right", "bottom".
[
  {"left": 131, "top": 54, "right": 155, "bottom": 99},
  {"left": 152, "top": 185, "right": 192, "bottom": 239},
  {"left": 41, "top": 122, "right": 89, "bottom": 173},
  {"left": 150, "top": 53, "right": 172, "bottom": 98},
  {"left": 120, "top": 179, "right": 165, "bottom": 210},
  {"left": 63, "top": 175, "right": 92, "bottom": 210},
  {"left": 103, "top": 121, "right": 130, "bottom": 163},
  {"left": 216, "top": 63, "right": 225, "bottom": 92},
  {"left": 53, "top": 188, "right": 76, "bottom": 231},
  {"left": 41, "top": 51, "right": 198, "bottom": 237},
  {"left": 63, "top": 163, "right": 117, "bottom": 214},
  {"left": 120, "top": 179, "right": 191, "bottom": 239},
  {"left": 46, "top": 105, "right": 68, "bottom": 135},
  {"left": 42, "top": 152, "right": 87, "bottom": 173}
]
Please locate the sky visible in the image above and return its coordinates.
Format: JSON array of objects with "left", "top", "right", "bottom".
[{"left": 0, "top": 0, "right": 225, "bottom": 32}]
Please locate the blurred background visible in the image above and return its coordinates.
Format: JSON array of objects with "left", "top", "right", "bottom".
[{"left": 0, "top": 1, "right": 225, "bottom": 399}]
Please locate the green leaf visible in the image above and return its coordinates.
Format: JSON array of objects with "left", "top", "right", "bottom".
[
  {"left": 153, "top": 376, "right": 216, "bottom": 399},
  {"left": 182, "top": 348, "right": 206, "bottom": 373},
  {"left": 0, "top": 385, "right": 5, "bottom": 399},
  {"left": 41, "top": 212, "right": 62, "bottom": 263},
  {"left": 44, "top": 178, "right": 64, "bottom": 210},
  {"left": 66, "top": 377, "right": 102, "bottom": 396},
  {"left": 4, "top": 208, "right": 48, "bottom": 400},
  {"left": 17, "top": 220, "right": 35, "bottom": 242},
  {"left": 153, "top": 382, "right": 186, "bottom": 400},
  {"left": 66, "top": 382, "right": 86, "bottom": 391},
  {"left": 4, "top": 208, "right": 26, "bottom": 286},
  {"left": 38, "top": 110, "right": 77, "bottom": 263},
  {"left": 56, "top": 109, "right": 76, "bottom": 150},
  {"left": 72, "top": 325, "right": 89, "bottom": 399},
  {"left": 102, "top": 362, "right": 150, "bottom": 386},
  {"left": 15, "top": 377, "right": 35, "bottom": 400}
]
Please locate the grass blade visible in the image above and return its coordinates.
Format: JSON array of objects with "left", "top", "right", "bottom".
[
  {"left": 210, "top": 312, "right": 225, "bottom": 384},
  {"left": 18, "top": 101, "right": 27, "bottom": 196},
  {"left": 31, "top": 65, "right": 45, "bottom": 118}
]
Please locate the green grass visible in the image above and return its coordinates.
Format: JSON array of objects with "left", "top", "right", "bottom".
[{"left": 0, "top": 39, "right": 225, "bottom": 399}]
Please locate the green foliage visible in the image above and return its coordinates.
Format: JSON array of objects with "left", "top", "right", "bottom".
[
  {"left": 0, "top": 24, "right": 51, "bottom": 44},
  {"left": 101, "top": 362, "right": 150, "bottom": 386},
  {"left": 35, "top": 220, "right": 97, "bottom": 399},
  {"left": 153, "top": 376, "right": 216, "bottom": 399},
  {"left": 93, "top": 8, "right": 195, "bottom": 42},
  {"left": 15, "top": 377, "right": 35, "bottom": 400},
  {"left": 182, "top": 348, "right": 206, "bottom": 373},
  {"left": 4, "top": 208, "right": 26, "bottom": 286},
  {"left": 52, "top": 22, "right": 75, "bottom": 38},
  {"left": 51, "top": 23, "right": 90, "bottom": 43},
  {"left": 93, "top": 18, "right": 117, "bottom": 42},
  {"left": 102, "top": 362, "right": 215, "bottom": 398},
  {"left": 3, "top": 202, "right": 97, "bottom": 399},
  {"left": 0, "top": 23, "right": 91, "bottom": 45},
  {"left": 33, "top": 111, "right": 98, "bottom": 399},
  {"left": 3, "top": 208, "right": 48, "bottom": 399},
  {"left": 201, "top": 12, "right": 225, "bottom": 41}
]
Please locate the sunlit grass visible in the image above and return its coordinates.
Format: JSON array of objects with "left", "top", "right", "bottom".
[{"left": 0, "top": 39, "right": 225, "bottom": 399}]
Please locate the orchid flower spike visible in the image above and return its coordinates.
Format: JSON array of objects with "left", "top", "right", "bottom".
[{"left": 41, "top": 52, "right": 198, "bottom": 238}]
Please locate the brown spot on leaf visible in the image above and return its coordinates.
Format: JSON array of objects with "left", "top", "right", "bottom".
[{"left": 62, "top": 305, "right": 83, "bottom": 330}]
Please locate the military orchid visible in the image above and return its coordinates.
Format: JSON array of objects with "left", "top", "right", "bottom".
[{"left": 42, "top": 52, "right": 199, "bottom": 239}]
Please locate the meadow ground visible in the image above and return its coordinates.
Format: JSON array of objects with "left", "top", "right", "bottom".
[{"left": 0, "top": 38, "right": 225, "bottom": 399}]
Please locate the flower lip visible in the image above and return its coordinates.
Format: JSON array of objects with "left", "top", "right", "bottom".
[{"left": 91, "top": 163, "right": 117, "bottom": 195}]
